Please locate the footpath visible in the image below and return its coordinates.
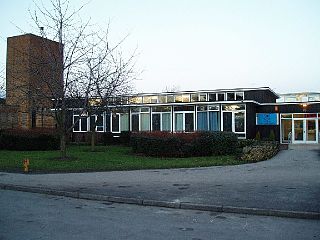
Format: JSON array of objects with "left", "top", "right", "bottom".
[{"left": 1, "top": 145, "right": 320, "bottom": 219}]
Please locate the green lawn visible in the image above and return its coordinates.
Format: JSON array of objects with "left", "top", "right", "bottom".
[{"left": 0, "top": 145, "right": 245, "bottom": 173}]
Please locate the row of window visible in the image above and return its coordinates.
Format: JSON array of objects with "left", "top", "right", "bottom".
[
  {"left": 73, "top": 104, "right": 246, "bottom": 137},
  {"left": 277, "top": 93, "right": 320, "bottom": 103},
  {"left": 104, "top": 92, "right": 245, "bottom": 105}
]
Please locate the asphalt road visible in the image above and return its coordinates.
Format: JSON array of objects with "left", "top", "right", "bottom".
[
  {"left": 1, "top": 147, "right": 319, "bottom": 213},
  {"left": 1, "top": 190, "right": 319, "bottom": 240}
]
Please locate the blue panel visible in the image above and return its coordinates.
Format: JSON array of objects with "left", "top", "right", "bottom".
[{"left": 257, "top": 113, "right": 278, "bottom": 125}]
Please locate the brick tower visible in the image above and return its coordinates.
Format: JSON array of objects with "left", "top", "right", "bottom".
[{"left": 6, "top": 33, "right": 63, "bottom": 129}]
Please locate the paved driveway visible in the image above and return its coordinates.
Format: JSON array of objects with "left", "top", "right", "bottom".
[{"left": 1, "top": 146, "right": 319, "bottom": 213}]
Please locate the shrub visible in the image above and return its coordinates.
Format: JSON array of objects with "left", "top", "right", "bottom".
[
  {"left": 240, "top": 141, "right": 279, "bottom": 162},
  {"left": 0, "top": 128, "right": 60, "bottom": 151},
  {"left": 268, "top": 129, "right": 276, "bottom": 141},
  {"left": 131, "top": 131, "right": 238, "bottom": 157},
  {"left": 255, "top": 131, "right": 261, "bottom": 141}
]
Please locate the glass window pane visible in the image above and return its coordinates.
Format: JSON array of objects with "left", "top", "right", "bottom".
[
  {"left": 129, "top": 96, "right": 142, "bottom": 104},
  {"left": 209, "top": 93, "right": 216, "bottom": 102},
  {"left": 73, "top": 116, "right": 79, "bottom": 131},
  {"left": 185, "top": 113, "right": 194, "bottom": 132},
  {"left": 235, "top": 112, "right": 245, "bottom": 132},
  {"left": 131, "top": 114, "right": 139, "bottom": 132},
  {"left": 227, "top": 92, "right": 235, "bottom": 101},
  {"left": 120, "top": 113, "right": 129, "bottom": 131},
  {"left": 175, "top": 95, "right": 183, "bottom": 103},
  {"left": 143, "top": 96, "right": 151, "bottom": 103},
  {"left": 222, "top": 104, "right": 245, "bottom": 111},
  {"left": 167, "top": 95, "right": 174, "bottom": 103},
  {"left": 209, "top": 111, "right": 220, "bottom": 131},
  {"left": 191, "top": 94, "right": 198, "bottom": 102},
  {"left": 236, "top": 92, "right": 244, "bottom": 101},
  {"left": 182, "top": 94, "right": 190, "bottom": 102},
  {"left": 105, "top": 113, "right": 110, "bottom": 132},
  {"left": 197, "top": 112, "right": 208, "bottom": 131},
  {"left": 218, "top": 93, "right": 225, "bottom": 101},
  {"left": 199, "top": 94, "right": 207, "bottom": 101},
  {"left": 152, "top": 114, "right": 161, "bottom": 131},
  {"left": 141, "top": 113, "right": 150, "bottom": 131},
  {"left": 81, "top": 117, "right": 88, "bottom": 132},
  {"left": 223, "top": 112, "right": 232, "bottom": 132},
  {"left": 208, "top": 105, "right": 219, "bottom": 111},
  {"left": 174, "top": 105, "right": 194, "bottom": 111},
  {"left": 158, "top": 95, "right": 167, "bottom": 103},
  {"left": 152, "top": 106, "right": 171, "bottom": 112},
  {"left": 175, "top": 113, "right": 183, "bottom": 131},
  {"left": 112, "top": 114, "right": 119, "bottom": 132},
  {"left": 162, "top": 113, "right": 171, "bottom": 131},
  {"left": 281, "top": 114, "right": 292, "bottom": 119},
  {"left": 197, "top": 105, "right": 207, "bottom": 111}
]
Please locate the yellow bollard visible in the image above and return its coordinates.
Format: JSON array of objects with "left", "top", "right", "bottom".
[{"left": 23, "top": 159, "right": 30, "bottom": 173}]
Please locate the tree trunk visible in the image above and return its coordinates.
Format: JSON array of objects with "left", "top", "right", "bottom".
[
  {"left": 60, "top": 133, "right": 67, "bottom": 159},
  {"left": 91, "top": 130, "right": 96, "bottom": 152}
]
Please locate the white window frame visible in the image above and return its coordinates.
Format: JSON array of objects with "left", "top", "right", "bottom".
[
  {"left": 90, "top": 114, "right": 105, "bottom": 132},
  {"left": 111, "top": 113, "right": 121, "bottom": 133},
  {"left": 73, "top": 114, "right": 89, "bottom": 132},
  {"left": 173, "top": 111, "right": 195, "bottom": 132},
  {"left": 221, "top": 104, "right": 246, "bottom": 138}
]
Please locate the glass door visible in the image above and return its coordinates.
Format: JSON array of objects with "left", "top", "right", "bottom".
[
  {"left": 293, "top": 119, "right": 318, "bottom": 143},
  {"left": 293, "top": 119, "right": 304, "bottom": 143},
  {"left": 306, "top": 119, "right": 317, "bottom": 143}
]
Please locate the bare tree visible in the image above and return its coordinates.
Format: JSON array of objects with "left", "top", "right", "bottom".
[
  {"left": 16, "top": 0, "right": 137, "bottom": 158},
  {"left": 0, "top": 66, "right": 5, "bottom": 98}
]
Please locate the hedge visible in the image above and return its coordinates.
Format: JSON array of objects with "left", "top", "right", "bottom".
[
  {"left": 131, "top": 131, "right": 238, "bottom": 157},
  {"left": 0, "top": 129, "right": 60, "bottom": 151}
]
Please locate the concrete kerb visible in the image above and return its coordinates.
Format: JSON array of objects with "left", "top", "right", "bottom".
[{"left": 1, "top": 183, "right": 319, "bottom": 220}]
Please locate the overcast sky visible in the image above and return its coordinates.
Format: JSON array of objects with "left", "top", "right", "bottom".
[{"left": 0, "top": 0, "right": 319, "bottom": 95}]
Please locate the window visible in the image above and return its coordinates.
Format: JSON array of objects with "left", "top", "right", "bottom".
[
  {"left": 174, "top": 107, "right": 194, "bottom": 132},
  {"left": 281, "top": 119, "right": 292, "bottom": 143},
  {"left": 90, "top": 114, "right": 104, "bottom": 132},
  {"left": 111, "top": 113, "right": 120, "bottom": 132},
  {"left": 217, "top": 93, "right": 225, "bottom": 101},
  {"left": 222, "top": 104, "right": 246, "bottom": 136},
  {"left": 158, "top": 95, "right": 167, "bottom": 103},
  {"left": 152, "top": 113, "right": 161, "bottom": 131},
  {"left": 197, "top": 112, "right": 208, "bottom": 131},
  {"left": 223, "top": 112, "right": 232, "bottom": 132},
  {"left": 143, "top": 96, "right": 158, "bottom": 103},
  {"left": 234, "top": 112, "right": 245, "bottom": 132},
  {"left": 73, "top": 116, "right": 80, "bottom": 131},
  {"left": 167, "top": 95, "right": 174, "bottom": 103},
  {"left": 129, "top": 96, "right": 142, "bottom": 104},
  {"left": 73, "top": 115, "right": 89, "bottom": 132},
  {"left": 236, "top": 92, "right": 244, "bottom": 101},
  {"left": 131, "top": 114, "right": 139, "bottom": 132},
  {"left": 151, "top": 107, "right": 172, "bottom": 131},
  {"left": 209, "top": 93, "right": 217, "bottom": 102},
  {"left": 120, "top": 113, "right": 129, "bottom": 131},
  {"left": 175, "top": 94, "right": 190, "bottom": 103},
  {"left": 199, "top": 94, "right": 207, "bottom": 101},
  {"left": 227, "top": 92, "right": 235, "bottom": 101},
  {"left": 140, "top": 113, "right": 150, "bottom": 131},
  {"left": 191, "top": 93, "right": 198, "bottom": 102}
]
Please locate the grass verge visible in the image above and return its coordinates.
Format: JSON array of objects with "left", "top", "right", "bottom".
[{"left": 0, "top": 145, "right": 245, "bottom": 173}]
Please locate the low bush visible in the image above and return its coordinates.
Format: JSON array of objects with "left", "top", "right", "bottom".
[
  {"left": 0, "top": 128, "right": 60, "bottom": 151},
  {"left": 239, "top": 141, "right": 279, "bottom": 162},
  {"left": 131, "top": 131, "right": 238, "bottom": 157}
]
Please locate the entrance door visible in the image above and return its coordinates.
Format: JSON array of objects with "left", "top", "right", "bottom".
[{"left": 293, "top": 119, "right": 318, "bottom": 143}]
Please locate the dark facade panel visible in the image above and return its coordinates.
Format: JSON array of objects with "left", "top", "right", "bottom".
[{"left": 244, "top": 90, "right": 278, "bottom": 104}]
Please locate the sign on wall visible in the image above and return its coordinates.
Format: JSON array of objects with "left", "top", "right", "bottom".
[{"left": 256, "top": 113, "right": 278, "bottom": 125}]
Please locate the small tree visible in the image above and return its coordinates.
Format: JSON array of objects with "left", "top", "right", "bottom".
[{"left": 10, "top": 0, "right": 137, "bottom": 158}]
